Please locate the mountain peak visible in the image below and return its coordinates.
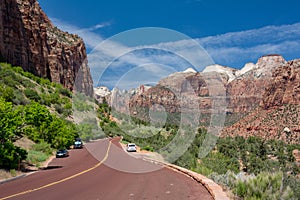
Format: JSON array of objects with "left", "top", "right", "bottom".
[
  {"left": 183, "top": 68, "right": 197, "bottom": 73},
  {"left": 257, "top": 54, "right": 286, "bottom": 68},
  {"left": 203, "top": 64, "right": 237, "bottom": 82}
]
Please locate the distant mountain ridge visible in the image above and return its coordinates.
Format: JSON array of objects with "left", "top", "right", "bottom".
[
  {"left": 102, "top": 54, "right": 299, "bottom": 144},
  {"left": 0, "top": 0, "right": 93, "bottom": 96}
]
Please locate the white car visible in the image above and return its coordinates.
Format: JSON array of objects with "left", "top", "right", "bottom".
[{"left": 126, "top": 143, "right": 137, "bottom": 152}]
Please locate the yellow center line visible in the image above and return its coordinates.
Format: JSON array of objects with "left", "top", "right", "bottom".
[{"left": 0, "top": 140, "right": 112, "bottom": 200}]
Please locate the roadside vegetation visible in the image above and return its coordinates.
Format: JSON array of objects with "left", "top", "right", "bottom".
[{"left": 0, "top": 63, "right": 79, "bottom": 171}]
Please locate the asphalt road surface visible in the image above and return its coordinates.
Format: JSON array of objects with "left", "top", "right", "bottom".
[{"left": 0, "top": 138, "right": 213, "bottom": 200}]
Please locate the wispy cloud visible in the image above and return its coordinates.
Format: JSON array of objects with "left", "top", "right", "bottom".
[
  {"left": 197, "top": 23, "right": 300, "bottom": 67},
  {"left": 49, "top": 18, "right": 300, "bottom": 89},
  {"left": 92, "top": 22, "right": 300, "bottom": 88},
  {"left": 87, "top": 22, "right": 111, "bottom": 31},
  {"left": 50, "top": 18, "right": 107, "bottom": 50}
]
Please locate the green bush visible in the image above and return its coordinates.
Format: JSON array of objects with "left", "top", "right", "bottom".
[
  {"left": 24, "top": 88, "right": 40, "bottom": 102},
  {"left": 233, "top": 172, "right": 294, "bottom": 200},
  {"left": 141, "top": 145, "right": 154, "bottom": 152},
  {"left": 32, "top": 142, "right": 53, "bottom": 155},
  {"left": 197, "top": 152, "right": 240, "bottom": 174},
  {"left": 27, "top": 150, "right": 48, "bottom": 165},
  {"left": 12, "top": 90, "right": 29, "bottom": 105},
  {"left": 0, "top": 84, "right": 14, "bottom": 102},
  {"left": 20, "top": 79, "right": 35, "bottom": 88},
  {"left": 54, "top": 104, "right": 64, "bottom": 114},
  {"left": 58, "top": 86, "right": 72, "bottom": 97},
  {"left": 0, "top": 67, "right": 19, "bottom": 88},
  {"left": 0, "top": 141, "right": 27, "bottom": 169}
]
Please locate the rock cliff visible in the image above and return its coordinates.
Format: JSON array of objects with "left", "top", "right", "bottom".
[
  {"left": 227, "top": 54, "right": 286, "bottom": 113},
  {"left": 221, "top": 58, "right": 300, "bottom": 144},
  {"left": 0, "top": 0, "right": 93, "bottom": 96}
]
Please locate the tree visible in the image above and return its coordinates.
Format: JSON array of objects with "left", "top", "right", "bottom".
[{"left": 0, "top": 98, "right": 27, "bottom": 169}]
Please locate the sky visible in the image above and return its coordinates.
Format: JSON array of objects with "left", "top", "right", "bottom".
[{"left": 39, "top": 0, "right": 300, "bottom": 89}]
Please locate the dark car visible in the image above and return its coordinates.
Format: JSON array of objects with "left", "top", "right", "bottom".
[
  {"left": 74, "top": 138, "right": 83, "bottom": 149},
  {"left": 56, "top": 149, "right": 69, "bottom": 158}
]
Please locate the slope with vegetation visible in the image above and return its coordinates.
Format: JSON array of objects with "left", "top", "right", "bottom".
[{"left": 0, "top": 62, "right": 78, "bottom": 170}]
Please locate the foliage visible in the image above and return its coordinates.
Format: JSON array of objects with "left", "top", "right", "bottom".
[
  {"left": 24, "top": 88, "right": 41, "bottom": 102},
  {"left": 0, "top": 98, "right": 27, "bottom": 169},
  {"left": 26, "top": 150, "right": 49, "bottom": 166},
  {"left": 0, "top": 83, "right": 14, "bottom": 102},
  {"left": 73, "top": 93, "right": 94, "bottom": 112},
  {"left": 31, "top": 142, "right": 53, "bottom": 155},
  {"left": 76, "top": 119, "right": 105, "bottom": 141},
  {"left": 232, "top": 172, "right": 293, "bottom": 200},
  {"left": 0, "top": 63, "right": 79, "bottom": 170}
]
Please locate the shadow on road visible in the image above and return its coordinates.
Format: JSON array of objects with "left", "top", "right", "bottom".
[{"left": 40, "top": 166, "right": 63, "bottom": 171}]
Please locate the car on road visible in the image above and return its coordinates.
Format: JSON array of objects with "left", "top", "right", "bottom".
[
  {"left": 56, "top": 149, "right": 69, "bottom": 158},
  {"left": 74, "top": 138, "right": 83, "bottom": 149},
  {"left": 126, "top": 143, "right": 137, "bottom": 152}
]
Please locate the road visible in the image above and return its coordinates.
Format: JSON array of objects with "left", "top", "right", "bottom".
[{"left": 0, "top": 138, "right": 213, "bottom": 200}]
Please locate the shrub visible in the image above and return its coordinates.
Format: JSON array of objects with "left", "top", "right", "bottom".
[
  {"left": 0, "top": 84, "right": 14, "bottom": 102},
  {"left": 141, "top": 145, "right": 154, "bottom": 152},
  {"left": 24, "top": 89, "right": 40, "bottom": 102},
  {"left": 198, "top": 152, "right": 240, "bottom": 174},
  {"left": 54, "top": 104, "right": 64, "bottom": 114},
  {"left": 32, "top": 142, "right": 53, "bottom": 155},
  {"left": 58, "top": 86, "right": 72, "bottom": 97},
  {"left": 233, "top": 172, "right": 294, "bottom": 200},
  {"left": 27, "top": 150, "right": 48, "bottom": 165},
  {"left": 0, "top": 141, "right": 27, "bottom": 169}
]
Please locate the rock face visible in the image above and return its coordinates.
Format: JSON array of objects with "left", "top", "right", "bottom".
[
  {"left": 0, "top": 0, "right": 93, "bottom": 96},
  {"left": 262, "top": 59, "right": 300, "bottom": 108},
  {"left": 223, "top": 56, "right": 300, "bottom": 144},
  {"left": 227, "top": 54, "right": 286, "bottom": 113}
]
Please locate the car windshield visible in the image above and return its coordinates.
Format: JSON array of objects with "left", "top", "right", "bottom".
[{"left": 128, "top": 144, "right": 136, "bottom": 147}]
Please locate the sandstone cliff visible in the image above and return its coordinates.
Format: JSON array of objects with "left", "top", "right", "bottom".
[
  {"left": 0, "top": 0, "right": 93, "bottom": 96},
  {"left": 222, "top": 58, "right": 300, "bottom": 144}
]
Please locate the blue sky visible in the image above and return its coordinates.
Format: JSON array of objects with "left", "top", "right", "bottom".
[{"left": 39, "top": 0, "right": 300, "bottom": 88}]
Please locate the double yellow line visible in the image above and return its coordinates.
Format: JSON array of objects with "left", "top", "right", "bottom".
[{"left": 1, "top": 140, "right": 112, "bottom": 200}]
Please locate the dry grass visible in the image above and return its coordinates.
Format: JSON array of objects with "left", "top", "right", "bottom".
[{"left": 0, "top": 169, "right": 23, "bottom": 181}]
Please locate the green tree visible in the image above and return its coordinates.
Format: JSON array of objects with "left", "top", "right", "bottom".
[{"left": 0, "top": 98, "right": 27, "bottom": 169}]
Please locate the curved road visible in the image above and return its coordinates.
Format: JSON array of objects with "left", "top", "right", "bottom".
[{"left": 0, "top": 138, "right": 213, "bottom": 200}]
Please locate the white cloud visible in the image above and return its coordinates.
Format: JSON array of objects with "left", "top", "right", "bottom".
[
  {"left": 50, "top": 18, "right": 106, "bottom": 50},
  {"left": 198, "top": 23, "right": 300, "bottom": 47},
  {"left": 48, "top": 18, "right": 300, "bottom": 88},
  {"left": 196, "top": 23, "right": 300, "bottom": 67},
  {"left": 88, "top": 22, "right": 111, "bottom": 31}
]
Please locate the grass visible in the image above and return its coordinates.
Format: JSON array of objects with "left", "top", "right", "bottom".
[
  {"left": 0, "top": 169, "right": 23, "bottom": 180},
  {"left": 26, "top": 150, "right": 49, "bottom": 167},
  {"left": 14, "top": 137, "right": 54, "bottom": 168}
]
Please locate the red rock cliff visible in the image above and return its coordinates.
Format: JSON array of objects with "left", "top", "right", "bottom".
[{"left": 0, "top": 0, "right": 93, "bottom": 96}]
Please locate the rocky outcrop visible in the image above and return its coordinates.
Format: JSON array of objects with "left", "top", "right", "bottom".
[
  {"left": 0, "top": 0, "right": 93, "bottom": 96},
  {"left": 223, "top": 57, "right": 300, "bottom": 144},
  {"left": 226, "top": 54, "right": 286, "bottom": 113},
  {"left": 262, "top": 59, "right": 300, "bottom": 108}
]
